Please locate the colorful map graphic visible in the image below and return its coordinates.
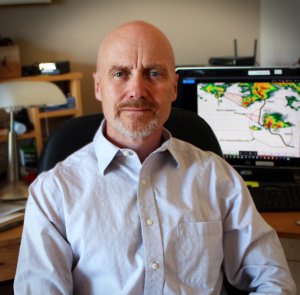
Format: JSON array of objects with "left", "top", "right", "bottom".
[{"left": 197, "top": 81, "right": 300, "bottom": 157}]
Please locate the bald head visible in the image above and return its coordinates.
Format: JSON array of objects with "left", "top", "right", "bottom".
[{"left": 96, "top": 20, "right": 176, "bottom": 74}]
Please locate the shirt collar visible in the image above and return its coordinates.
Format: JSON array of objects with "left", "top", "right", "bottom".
[
  {"left": 93, "top": 120, "right": 120, "bottom": 175},
  {"left": 92, "top": 119, "right": 180, "bottom": 175},
  {"left": 160, "top": 129, "right": 181, "bottom": 168}
]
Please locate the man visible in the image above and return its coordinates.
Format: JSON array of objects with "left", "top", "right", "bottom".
[{"left": 14, "top": 20, "right": 296, "bottom": 294}]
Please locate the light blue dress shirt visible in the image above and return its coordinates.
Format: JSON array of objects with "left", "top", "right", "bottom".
[{"left": 14, "top": 120, "right": 296, "bottom": 295}]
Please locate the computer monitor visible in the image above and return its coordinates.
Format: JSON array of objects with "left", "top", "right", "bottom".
[{"left": 174, "top": 66, "right": 300, "bottom": 182}]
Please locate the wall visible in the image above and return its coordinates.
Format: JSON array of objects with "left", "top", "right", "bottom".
[
  {"left": 260, "top": 0, "right": 300, "bottom": 66},
  {"left": 0, "top": 0, "right": 260, "bottom": 114}
]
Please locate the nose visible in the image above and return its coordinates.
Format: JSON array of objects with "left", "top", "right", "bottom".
[{"left": 128, "top": 73, "right": 148, "bottom": 99}]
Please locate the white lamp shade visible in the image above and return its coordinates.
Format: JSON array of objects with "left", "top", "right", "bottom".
[{"left": 0, "top": 81, "right": 66, "bottom": 109}]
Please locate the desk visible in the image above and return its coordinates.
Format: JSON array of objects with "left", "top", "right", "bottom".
[
  {"left": 261, "top": 212, "right": 300, "bottom": 239},
  {"left": 0, "top": 225, "right": 22, "bottom": 282},
  {"left": 0, "top": 213, "right": 300, "bottom": 283}
]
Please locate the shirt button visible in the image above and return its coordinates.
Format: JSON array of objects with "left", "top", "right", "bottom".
[
  {"left": 151, "top": 262, "right": 159, "bottom": 270},
  {"left": 141, "top": 179, "right": 147, "bottom": 185},
  {"left": 123, "top": 150, "right": 131, "bottom": 156},
  {"left": 146, "top": 218, "right": 153, "bottom": 225}
]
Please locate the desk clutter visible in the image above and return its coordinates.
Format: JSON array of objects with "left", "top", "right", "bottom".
[
  {"left": 247, "top": 182, "right": 300, "bottom": 212},
  {"left": 0, "top": 200, "right": 26, "bottom": 231},
  {"left": 0, "top": 72, "right": 83, "bottom": 213}
]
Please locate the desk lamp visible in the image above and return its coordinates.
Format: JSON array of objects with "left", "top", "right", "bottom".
[{"left": 0, "top": 81, "right": 66, "bottom": 200}]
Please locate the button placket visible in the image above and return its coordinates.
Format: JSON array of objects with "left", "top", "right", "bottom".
[{"left": 137, "top": 172, "right": 164, "bottom": 294}]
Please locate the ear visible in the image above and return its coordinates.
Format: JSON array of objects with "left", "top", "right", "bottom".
[
  {"left": 93, "top": 72, "right": 102, "bottom": 102},
  {"left": 172, "top": 73, "right": 179, "bottom": 102}
]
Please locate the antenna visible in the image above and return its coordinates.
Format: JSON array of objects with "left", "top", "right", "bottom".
[
  {"left": 253, "top": 39, "right": 257, "bottom": 65},
  {"left": 209, "top": 39, "right": 258, "bottom": 66},
  {"left": 233, "top": 39, "right": 238, "bottom": 66}
]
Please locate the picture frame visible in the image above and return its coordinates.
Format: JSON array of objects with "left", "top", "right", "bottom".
[
  {"left": 0, "top": 0, "right": 51, "bottom": 5},
  {"left": 0, "top": 46, "right": 21, "bottom": 78}
]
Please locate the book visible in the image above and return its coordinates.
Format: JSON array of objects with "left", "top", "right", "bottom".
[
  {"left": 0, "top": 212, "right": 24, "bottom": 231},
  {"left": 0, "top": 201, "right": 26, "bottom": 231}
]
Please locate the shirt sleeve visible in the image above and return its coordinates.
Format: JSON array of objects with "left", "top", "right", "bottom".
[
  {"left": 14, "top": 172, "right": 73, "bottom": 295},
  {"left": 222, "top": 177, "right": 297, "bottom": 294}
]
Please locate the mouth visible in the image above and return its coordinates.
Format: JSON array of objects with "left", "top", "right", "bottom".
[
  {"left": 120, "top": 107, "right": 153, "bottom": 113},
  {"left": 116, "top": 100, "right": 158, "bottom": 116}
]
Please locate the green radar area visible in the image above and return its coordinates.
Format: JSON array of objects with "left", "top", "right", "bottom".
[
  {"left": 263, "top": 112, "right": 293, "bottom": 130},
  {"left": 199, "top": 81, "right": 300, "bottom": 110}
]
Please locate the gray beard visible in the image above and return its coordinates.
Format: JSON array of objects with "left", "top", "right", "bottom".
[{"left": 113, "top": 116, "right": 159, "bottom": 139}]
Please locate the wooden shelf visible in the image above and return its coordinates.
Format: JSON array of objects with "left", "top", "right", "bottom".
[
  {"left": 37, "top": 108, "right": 78, "bottom": 119},
  {"left": 0, "top": 131, "right": 36, "bottom": 142},
  {"left": 0, "top": 72, "right": 83, "bottom": 156},
  {"left": 0, "top": 72, "right": 82, "bottom": 83}
]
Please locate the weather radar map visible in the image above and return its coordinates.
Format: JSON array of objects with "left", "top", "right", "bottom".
[{"left": 197, "top": 81, "right": 300, "bottom": 158}]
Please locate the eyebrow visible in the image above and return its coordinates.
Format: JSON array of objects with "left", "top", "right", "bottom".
[
  {"left": 108, "top": 64, "right": 169, "bottom": 72},
  {"left": 108, "top": 65, "right": 129, "bottom": 73},
  {"left": 144, "top": 64, "right": 169, "bottom": 72}
]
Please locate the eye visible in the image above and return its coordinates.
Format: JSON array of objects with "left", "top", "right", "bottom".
[
  {"left": 147, "top": 67, "right": 168, "bottom": 80},
  {"left": 149, "top": 70, "right": 160, "bottom": 78},
  {"left": 114, "top": 71, "right": 125, "bottom": 78}
]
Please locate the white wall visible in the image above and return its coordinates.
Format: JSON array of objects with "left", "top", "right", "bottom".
[
  {"left": 0, "top": 0, "right": 260, "bottom": 113},
  {"left": 260, "top": 0, "right": 300, "bottom": 66},
  {"left": 1, "top": 0, "right": 299, "bottom": 110}
]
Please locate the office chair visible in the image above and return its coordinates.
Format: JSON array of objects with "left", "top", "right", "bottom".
[
  {"left": 38, "top": 108, "right": 223, "bottom": 173},
  {"left": 37, "top": 107, "right": 248, "bottom": 294}
]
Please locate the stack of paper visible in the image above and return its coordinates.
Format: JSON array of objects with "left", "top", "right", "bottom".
[{"left": 0, "top": 201, "right": 26, "bottom": 231}]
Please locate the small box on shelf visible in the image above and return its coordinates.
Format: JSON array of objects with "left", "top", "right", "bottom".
[
  {"left": 19, "top": 145, "right": 37, "bottom": 184},
  {"left": 0, "top": 127, "right": 7, "bottom": 136},
  {"left": 40, "top": 95, "right": 76, "bottom": 112}
]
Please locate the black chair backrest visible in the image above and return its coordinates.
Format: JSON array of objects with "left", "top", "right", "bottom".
[
  {"left": 165, "top": 108, "right": 223, "bottom": 157},
  {"left": 38, "top": 113, "right": 104, "bottom": 173},
  {"left": 38, "top": 108, "right": 222, "bottom": 173}
]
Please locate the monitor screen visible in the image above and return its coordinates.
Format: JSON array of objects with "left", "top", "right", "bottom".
[{"left": 174, "top": 66, "right": 300, "bottom": 181}]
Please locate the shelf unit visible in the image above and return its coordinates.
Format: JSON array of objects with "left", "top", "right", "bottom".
[{"left": 0, "top": 72, "right": 83, "bottom": 156}]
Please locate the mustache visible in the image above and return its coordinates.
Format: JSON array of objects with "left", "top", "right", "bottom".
[{"left": 116, "top": 99, "right": 159, "bottom": 112}]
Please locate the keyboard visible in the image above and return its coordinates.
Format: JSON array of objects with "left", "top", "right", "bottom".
[{"left": 248, "top": 183, "right": 300, "bottom": 212}]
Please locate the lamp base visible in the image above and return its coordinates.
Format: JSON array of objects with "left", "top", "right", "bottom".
[{"left": 0, "top": 180, "right": 28, "bottom": 200}]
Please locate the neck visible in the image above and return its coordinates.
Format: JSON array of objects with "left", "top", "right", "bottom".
[
  {"left": 132, "top": 135, "right": 163, "bottom": 162},
  {"left": 105, "top": 124, "right": 164, "bottom": 162}
]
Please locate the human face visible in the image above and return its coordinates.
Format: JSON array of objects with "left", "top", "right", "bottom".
[{"left": 94, "top": 22, "right": 178, "bottom": 143}]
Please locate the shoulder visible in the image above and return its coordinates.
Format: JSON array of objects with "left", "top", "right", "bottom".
[
  {"left": 170, "top": 137, "right": 224, "bottom": 165},
  {"left": 34, "top": 143, "right": 97, "bottom": 187},
  {"left": 170, "top": 137, "right": 243, "bottom": 183}
]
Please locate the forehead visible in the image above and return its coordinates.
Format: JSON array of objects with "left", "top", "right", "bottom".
[
  {"left": 109, "top": 41, "right": 166, "bottom": 66},
  {"left": 98, "top": 24, "right": 175, "bottom": 70}
]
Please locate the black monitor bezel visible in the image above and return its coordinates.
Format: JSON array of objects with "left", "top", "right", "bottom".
[{"left": 174, "top": 66, "right": 300, "bottom": 179}]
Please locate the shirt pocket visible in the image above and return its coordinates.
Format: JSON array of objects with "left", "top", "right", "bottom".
[{"left": 175, "top": 221, "right": 223, "bottom": 289}]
